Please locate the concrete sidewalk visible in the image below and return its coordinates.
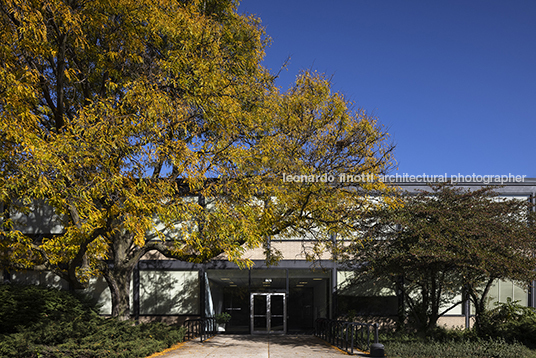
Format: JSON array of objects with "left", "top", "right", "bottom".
[{"left": 152, "top": 334, "right": 370, "bottom": 357}]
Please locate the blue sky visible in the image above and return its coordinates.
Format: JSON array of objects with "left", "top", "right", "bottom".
[{"left": 238, "top": 0, "right": 536, "bottom": 177}]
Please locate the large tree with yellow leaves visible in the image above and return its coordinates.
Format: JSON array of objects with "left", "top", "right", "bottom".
[{"left": 0, "top": 0, "right": 396, "bottom": 319}]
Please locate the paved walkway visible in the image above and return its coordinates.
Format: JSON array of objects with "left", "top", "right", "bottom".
[{"left": 152, "top": 334, "right": 369, "bottom": 357}]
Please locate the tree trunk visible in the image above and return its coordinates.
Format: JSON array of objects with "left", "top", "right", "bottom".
[
  {"left": 468, "top": 278, "right": 494, "bottom": 332},
  {"left": 427, "top": 274, "right": 441, "bottom": 331},
  {"left": 396, "top": 276, "right": 406, "bottom": 330},
  {"left": 99, "top": 232, "right": 138, "bottom": 320},
  {"left": 104, "top": 263, "right": 134, "bottom": 321}
]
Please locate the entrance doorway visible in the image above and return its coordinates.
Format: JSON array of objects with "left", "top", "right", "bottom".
[
  {"left": 206, "top": 269, "right": 330, "bottom": 334},
  {"left": 250, "top": 293, "right": 286, "bottom": 334}
]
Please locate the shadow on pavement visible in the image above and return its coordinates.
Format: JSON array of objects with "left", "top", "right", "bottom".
[{"left": 154, "top": 334, "right": 370, "bottom": 357}]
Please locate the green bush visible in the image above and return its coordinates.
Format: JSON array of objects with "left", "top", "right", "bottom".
[
  {"left": 385, "top": 338, "right": 535, "bottom": 358},
  {"left": 479, "top": 298, "right": 536, "bottom": 347},
  {"left": 215, "top": 312, "right": 231, "bottom": 324},
  {"left": 0, "top": 283, "right": 97, "bottom": 334},
  {"left": 379, "top": 326, "right": 536, "bottom": 358},
  {"left": 0, "top": 284, "right": 186, "bottom": 358}
]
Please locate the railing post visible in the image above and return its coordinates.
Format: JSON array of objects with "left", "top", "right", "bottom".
[
  {"left": 350, "top": 324, "right": 354, "bottom": 355},
  {"left": 340, "top": 322, "right": 344, "bottom": 349},
  {"left": 366, "top": 325, "right": 370, "bottom": 351},
  {"left": 361, "top": 324, "right": 364, "bottom": 349},
  {"left": 330, "top": 321, "right": 334, "bottom": 345},
  {"left": 344, "top": 323, "right": 349, "bottom": 353},
  {"left": 313, "top": 318, "right": 382, "bottom": 356}
]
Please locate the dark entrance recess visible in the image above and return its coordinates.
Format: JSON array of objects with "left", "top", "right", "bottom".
[
  {"left": 222, "top": 286, "right": 250, "bottom": 333},
  {"left": 205, "top": 268, "right": 330, "bottom": 334},
  {"left": 288, "top": 287, "right": 315, "bottom": 333}
]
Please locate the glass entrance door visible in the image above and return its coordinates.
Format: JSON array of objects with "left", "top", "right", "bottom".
[{"left": 250, "top": 293, "right": 286, "bottom": 334}]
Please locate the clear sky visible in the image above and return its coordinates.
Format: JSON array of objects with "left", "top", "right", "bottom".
[{"left": 238, "top": 0, "right": 536, "bottom": 178}]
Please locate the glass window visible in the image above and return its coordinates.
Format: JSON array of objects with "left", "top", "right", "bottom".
[
  {"left": 139, "top": 270, "right": 199, "bottom": 315},
  {"left": 440, "top": 293, "right": 463, "bottom": 315},
  {"left": 337, "top": 271, "right": 395, "bottom": 296},
  {"left": 206, "top": 269, "right": 250, "bottom": 333},
  {"left": 337, "top": 271, "right": 397, "bottom": 316},
  {"left": 499, "top": 279, "right": 514, "bottom": 302},
  {"left": 513, "top": 282, "right": 529, "bottom": 306},
  {"left": 250, "top": 269, "right": 287, "bottom": 291},
  {"left": 486, "top": 279, "right": 528, "bottom": 309},
  {"left": 83, "top": 277, "right": 113, "bottom": 315}
]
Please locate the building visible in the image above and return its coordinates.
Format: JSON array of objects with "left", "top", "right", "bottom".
[{"left": 2, "top": 178, "right": 536, "bottom": 333}]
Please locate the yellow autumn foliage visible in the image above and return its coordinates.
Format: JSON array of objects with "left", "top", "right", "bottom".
[{"left": 0, "top": 0, "right": 397, "bottom": 318}]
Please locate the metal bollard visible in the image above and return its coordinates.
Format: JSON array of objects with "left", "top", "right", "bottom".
[{"left": 370, "top": 343, "right": 385, "bottom": 357}]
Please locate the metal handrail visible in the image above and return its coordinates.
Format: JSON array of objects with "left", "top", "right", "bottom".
[
  {"left": 314, "top": 318, "right": 380, "bottom": 355},
  {"left": 183, "top": 317, "right": 217, "bottom": 342}
]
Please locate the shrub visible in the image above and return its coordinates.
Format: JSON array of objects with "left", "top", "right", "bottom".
[
  {"left": 379, "top": 325, "right": 536, "bottom": 358},
  {"left": 385, "top": 338, "right": 535, "bottom": 358},
  {"left": 0, "top": 283, "right": 97, "bottom": 334},
  {"left": 215, "top": 312, "right": 231, "bottom": 324},
  {"left": 0, "top": 284, "right": 186, "bottom": 358},
  {"left": 479, "top": 298, "right": 536, "bottom": 347}
]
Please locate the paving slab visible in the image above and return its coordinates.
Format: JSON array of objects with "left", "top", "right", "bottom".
[{"left": 152, "top": 334, "right": 369, "bottom": 357}]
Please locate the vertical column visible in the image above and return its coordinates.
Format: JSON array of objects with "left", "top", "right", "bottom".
[
  {"left": 285, "top": 268, "right": 289, "bottom": 295},
  {"left": 133, "top": 262, "right": 140, "bottom": 322},
  {"left": 464, "top": 291, "right": 470, "bottom": 329},
  {"left": 528, "top": 281, "right": 536, "bottom": 308},
  {"left": 267, "top": 294, "right": 271, "bottom": 332},
  {"left": 248, "top": 269, "right": 252, "bottom": 333},
  {"left": 330, "top": 233, "right": 337, "bottom": 319},
  {"left": 286, "top": 268, "right": 289, "bottom": 332},
  {"left": 331, "top": 266, "right": 337, "bottom": 319},
  {"left": 200, "top": 266, "right": 206, "bottom": 318}
]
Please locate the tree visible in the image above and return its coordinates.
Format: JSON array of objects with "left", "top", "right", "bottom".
[
  {"left": 1, "top": 0, "right": 272, "bottom": 320},
  {"left": 0, "top": 0, "right": 396, "bottom": 320},
  {"left": 346, "top": 183, "right": 536, "bottom": 332}
]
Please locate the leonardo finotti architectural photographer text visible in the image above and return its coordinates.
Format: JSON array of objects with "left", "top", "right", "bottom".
[{"left": 282, "top": 173, "right": 527, "bottom": 184}]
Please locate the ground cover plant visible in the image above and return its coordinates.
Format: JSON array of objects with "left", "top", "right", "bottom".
[
  {"left": 0, "top": 284, "right": 186, "bottom": 358},
  {"left": 384, "top": 338, "right": 535, "bottom": 358},
  {"left": 380, "top": 297, "right": 536, "bottom": 357},
  {"left": 379, "top": 326, "right": 536, "bottom": 358}
]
